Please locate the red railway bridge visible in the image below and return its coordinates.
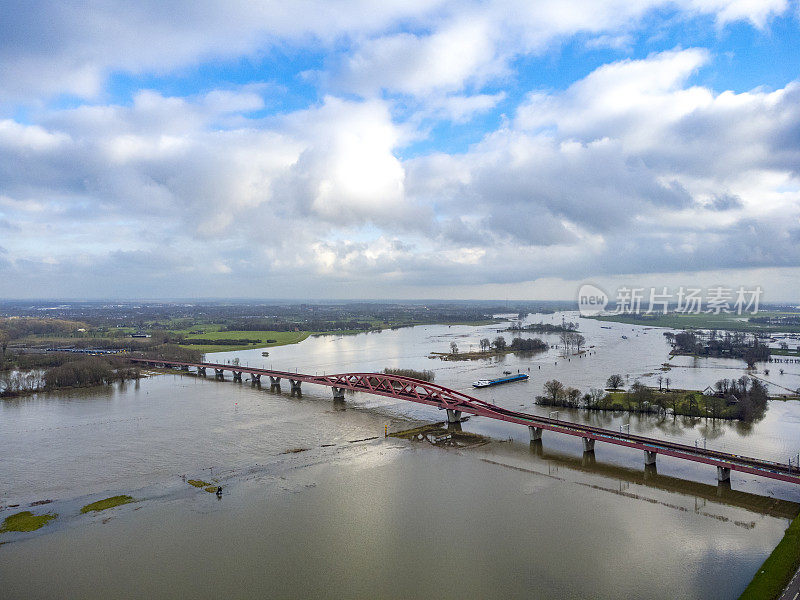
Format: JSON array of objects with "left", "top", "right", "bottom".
[{"left": 130, "top": 357, "right": 800, "bottom": 486}]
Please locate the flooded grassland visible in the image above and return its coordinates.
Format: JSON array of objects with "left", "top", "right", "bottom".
[{"left": 2, "top": 313, "right": 800, "bottom": 598}]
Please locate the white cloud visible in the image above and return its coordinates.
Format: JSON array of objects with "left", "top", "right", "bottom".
[
  {"left": 0, "top": 4, "right": 798, "bottom": 298},
  {"left": 0, "top": 0, "right": 789, "bottom": 104},
  {"left": 333, "top": 17, "right": 504, "bottom": 97}
]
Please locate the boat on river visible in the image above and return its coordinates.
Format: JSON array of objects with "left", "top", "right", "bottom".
[{"left": 472, "top": 373, "right": 529, "bottom": 388}]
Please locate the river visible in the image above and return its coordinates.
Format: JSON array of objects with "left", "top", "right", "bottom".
[{"left": 2, "top": 311, "right": 800, "bottom": 599}]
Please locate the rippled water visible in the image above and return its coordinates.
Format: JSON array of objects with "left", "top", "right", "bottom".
[{"left": 2, "top": 311, "right": 799, "bottom": 599}]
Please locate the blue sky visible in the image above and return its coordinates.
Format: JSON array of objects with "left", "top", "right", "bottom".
[{"left": 0, "top": 1, "right": 799, "bottom": 300}]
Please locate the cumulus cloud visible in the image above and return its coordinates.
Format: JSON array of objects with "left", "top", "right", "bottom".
[
  {"left": 0, "top": 3, "right": 798, "bottom": 298},
  {"left": 0, "top": 0, "right": 789, "bottom": 104}
]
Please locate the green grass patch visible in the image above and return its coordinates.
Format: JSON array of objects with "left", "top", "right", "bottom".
[
  {"left": 771, "top": 348, "right": 800, "bottom": 356},
  {"left": 179, "top": 330, "right": 312, "bottom": 352},
  {"left": 0, "top": 511, "right": 57, "bottom": 533},
  {"left": 80, "top": 495, "right": 134, "bottom": 513},
  {"left": 591, "top": 311, "right": 800, "bottom": 333},
  {"left": 595, "top": 389, "right": 742, "bottom": 419},
  {"left": 187, "top": 479, "right": 211, "bottom": 488},
  {"left": 739, "top": 511, "right": 800, "bottom": 600}
]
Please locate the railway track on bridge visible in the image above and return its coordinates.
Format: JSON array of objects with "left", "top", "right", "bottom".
[{"left": 130, "top": 358, "right": 800, "bottom": 486}]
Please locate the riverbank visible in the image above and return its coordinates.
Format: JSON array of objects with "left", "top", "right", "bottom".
[
  {"left": 589, "top": 311, "right": 800, "bottom": 333},
  {"left": 739, "top": 510, "right": 800, "bottom": 600},
  {"left": 178, "top": 319, "right": 508, "bottom": 352},
  {"left": 1, "top": 357, "right": 142, "bottom": 399}
]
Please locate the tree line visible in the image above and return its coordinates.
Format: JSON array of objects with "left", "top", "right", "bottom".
[
  {"left": 665, "top": 330, "right": 770, "bottom": 367},
  {"left": 1, "top": 356, "right": 142, "bottom": 398},
  {"left": 383, "top": 368, "right": 435, "bottom": 382},
  {"left": 503, "top": 321, "right": 579, "bottom": 333},
  {"left": 535, "top": 375, "right": 769, "bottom": 421}
]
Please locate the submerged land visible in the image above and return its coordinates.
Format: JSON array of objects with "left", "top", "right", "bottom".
[{"left": 3, "top": 300, "right": 800, "bottom": 599}]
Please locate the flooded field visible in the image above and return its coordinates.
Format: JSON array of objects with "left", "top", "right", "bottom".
[{"left": 2, "top": 312, "right": 800, "bottom": 598}]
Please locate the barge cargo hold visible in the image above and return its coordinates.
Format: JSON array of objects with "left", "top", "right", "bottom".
[{"left": 472, "top": 373, "right": 529, "bottom": 388}]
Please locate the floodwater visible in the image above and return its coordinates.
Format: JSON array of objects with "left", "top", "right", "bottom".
[{"left": 2, "top": 311, "right": 800, "bottom": 599}]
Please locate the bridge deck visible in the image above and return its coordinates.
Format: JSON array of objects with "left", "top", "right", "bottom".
[{"left": 130, "top": 358, "right": 800, "bottom": 485}]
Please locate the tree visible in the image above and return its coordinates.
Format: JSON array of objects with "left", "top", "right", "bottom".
[
  {"left": 687, "top": 393, "right": 698, "bottom": 416},
  {"left": 450, "top": 341, "right": 459, "bottom": 354},
  {"left": 565, "top": 387, "right": 582, "bottom": 407},
  {"left": 479, "top": 338, "right": 490, "bottom": 352},
  {"left": 585, "top": 388, "right": 606, "bottom": 409},
  {"left": 559, "top": 331, "right": 571, "bottom": 351},
  {"left": 606, "top": 374, "right": 624, "bottom": 389},
  {"left": 674, "top": 331, "right": 698, "bottom": 353},
  {"left": 664, "top": 377, "right": 671, "bottom": 392},
  {"left": 543, "top": 379, "right": 565, "bottom": 404},
  {"left": 492, "top": 336, "right": 507, "bottom": 351},
  {"left": 629, "top": 381, "right": 653, "bottom": 412},
  {"left": 574, "top": 334, "right": 585, "bottom": 353},
  {"left": 657, "top": 375, "right": 663, "bottom": 391},
  {"left": 0, "top": 329, "right": 8, "bottom": 369}
]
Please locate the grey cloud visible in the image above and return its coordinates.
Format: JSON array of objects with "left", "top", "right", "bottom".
[{"left": 708, "top": 194, "right": 743, "bottom": 211}]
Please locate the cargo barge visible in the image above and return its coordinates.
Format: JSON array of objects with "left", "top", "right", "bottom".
[{"left": 472, "top": 373, "right": 529, "bottom": 388}]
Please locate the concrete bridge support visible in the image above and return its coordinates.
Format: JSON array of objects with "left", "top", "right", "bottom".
[
  {"left": 251, "top": 374, "right": 261, "bottom": 384},
  {"left": 290, "top": 379, "right": 302, "bottom": 392},
  {"left": 232, "top": 371, "right": 242, "bottom": 382},
  {"left": 332, "top": 387, "right": 345, "bottom": 400},
  {"left": 214, "top": 369, "right": 225, "bottom": 379},
  {"left": 446, "top": 409, "right": 462, "bottom": 423},
  {"left": 269, "top": 376, "right": 281, "bottom": 387},
  {"left": 582, "top": 437, "right": 595, "bottom": 452},
  {"left": 644, "top": 450, "right": 657, "bottom": 466},
  {"left": 717, "top": 466, "right": 731, "bottom": 482},
  {"left": 180, "top": 365, "right": 189, "bottom": 371},
  {"left": 197, "top": 367, "right": 206, "bottom": 376},
  {"left": 529, "top": 426, "right": 542, "bottom": 442}
]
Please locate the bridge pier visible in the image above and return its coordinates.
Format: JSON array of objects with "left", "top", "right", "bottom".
[
  {"left": 232, "top": 371, "right": 242, "bottom": 382},
  {"left": 180, "top": 365, "right": 189, "bottom": 371},
  {"left": 251, "top": 374, "right": 261, "bottom": 384},
  {"left": 529, "top": 439, "right": 543, "bottom": 456},
  {"left": 717, "top": 466, "right": 731, "bottom": 482},
  {"left": 529, "top": 426, "right": 542, "bottom": 442},
  {"left": 582, "top": 437, "right": 595, "bottom": 452},
  {"left": 644, "top": 450, "right": 657, "bottom": 466},
  {"left": 269, "top": 376, "right": 281, "bottom": 388},
  {"left": 289, "top": 379, "right": 302, "bottom": 392},
  {"left": 197, "top": 367, "right": 206, "bottom": 376},
  {"left": 446, "top": 409, "right": 462, "bottom": 423},
  {"left": 332, "top": 387, "right": 345, "bottom": 400},
  {"left": 214, "top": 369, "right": 225, "bottom": 379}
]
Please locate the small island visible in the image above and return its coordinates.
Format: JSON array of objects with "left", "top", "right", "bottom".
[
  {"left": 535, "top": 374, "right": 773, "bottom": 422},
  {"left": 430, "top": 335, "right": 549, "bottom": 361}
]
